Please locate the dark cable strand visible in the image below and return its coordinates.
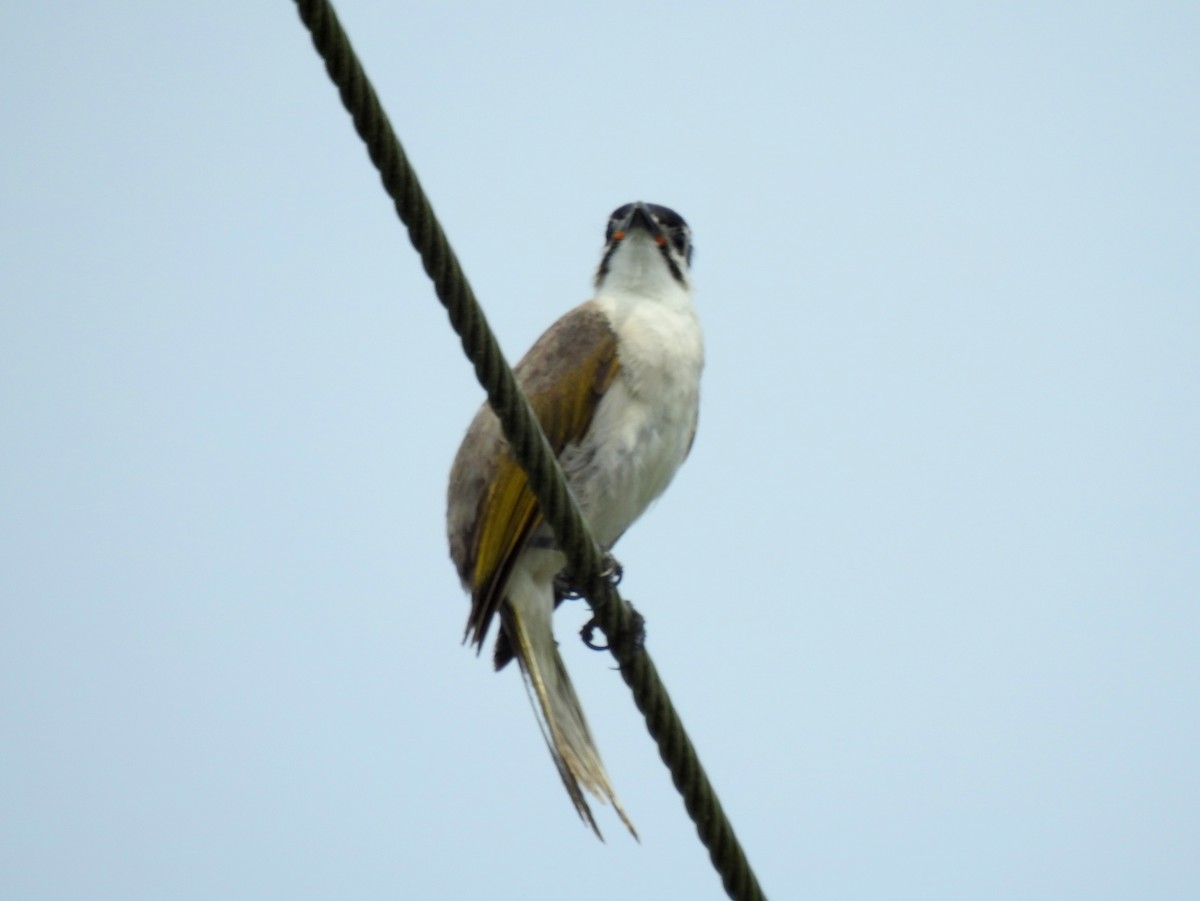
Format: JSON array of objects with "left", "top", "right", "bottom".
[{"left": 292, "top": 3, "right": 766, "bottom": 898}]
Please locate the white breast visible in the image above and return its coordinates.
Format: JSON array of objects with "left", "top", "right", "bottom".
[{"left": 561, "top": 288, "right": 704, "bottom": 548}]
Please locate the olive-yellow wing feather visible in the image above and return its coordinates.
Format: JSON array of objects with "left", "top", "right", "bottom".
[{"left": 448, "top": 301, "right": 619, "bottom": 651}]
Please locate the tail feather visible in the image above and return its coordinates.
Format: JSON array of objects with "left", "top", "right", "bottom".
[{"left": 503, "top": 577, "right": 637, "bottom": 840}]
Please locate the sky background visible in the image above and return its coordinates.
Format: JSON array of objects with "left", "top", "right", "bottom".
[{"left": 2, "top": 2, "right": 1198, "bottom": 899}]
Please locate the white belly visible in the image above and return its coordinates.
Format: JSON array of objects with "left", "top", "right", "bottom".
[{"left": 561, "top": 296, "right": 703, "bottom": 548}]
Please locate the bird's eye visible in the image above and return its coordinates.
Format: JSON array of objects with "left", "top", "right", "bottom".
[
  {"left": 670, "top": 229, "right": 689, "bottom": 254},
  {"left": 606, "top": 204, "right": 635, "bottom": 242}
]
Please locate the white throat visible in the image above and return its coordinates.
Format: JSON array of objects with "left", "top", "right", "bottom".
[{"left": 595, "top": 233, "right": 692, "bottom": 302}]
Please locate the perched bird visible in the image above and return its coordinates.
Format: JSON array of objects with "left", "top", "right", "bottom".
[{"left": 447, "top": 202, "right": 704, "bottom": 838}]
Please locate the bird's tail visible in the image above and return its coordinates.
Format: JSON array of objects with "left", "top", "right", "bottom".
[{"left": 503, "top": 572, "right": 637, "bottom": 840}]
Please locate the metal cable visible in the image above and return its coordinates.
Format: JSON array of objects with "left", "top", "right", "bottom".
[{"left": 292, "top": 2, "right": 767, "bottom": 897}]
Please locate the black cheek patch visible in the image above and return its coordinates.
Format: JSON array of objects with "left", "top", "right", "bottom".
[{"left": 658, "top": 243, "right": 685, "bottom": 284}]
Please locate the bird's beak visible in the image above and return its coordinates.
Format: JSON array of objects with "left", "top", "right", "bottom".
[{"left": 622, "top": 202, "right": 661, "bottom": 237}]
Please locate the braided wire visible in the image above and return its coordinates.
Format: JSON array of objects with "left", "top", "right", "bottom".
[{"left": 292, "top": 3, "right": 767, "bottom": 898}]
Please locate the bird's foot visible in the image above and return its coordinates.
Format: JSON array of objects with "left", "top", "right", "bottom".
[
  {"left": 554, "top": 553, "right": 623, "bottom": 601},
  {"left": 599, "top": 552, "right": 624, "bottom": 586},
  {"left": 581, "top": 600, "right": 646, "bottom": 658},
  {"left": 553, "top": 570, "right": 583, "bottom": 601}
]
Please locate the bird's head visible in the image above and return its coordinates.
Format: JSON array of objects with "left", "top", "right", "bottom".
[{"left": 594, "top": 202, "right": 693, "bottom": 295}]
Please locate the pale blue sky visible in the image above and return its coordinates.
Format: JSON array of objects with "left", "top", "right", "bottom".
[{"left": 2, "top": 2, "right": 1198, "bottom": 899}]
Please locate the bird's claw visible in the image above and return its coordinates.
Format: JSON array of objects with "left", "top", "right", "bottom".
[
  {"left": 554, "top": 553, "right": 622, "bottom": 601},
  {"left": 581, "top": 617, "right": 606, "bottom": 651},
  {"left": 600, "top": 553, "right": 624, "bottom": 586},
  {"left": 581, "top": 602, "right": 646, "bottom": 658},
  {"left": 553, "top": 571, "right": 583, "bottom": 601}
]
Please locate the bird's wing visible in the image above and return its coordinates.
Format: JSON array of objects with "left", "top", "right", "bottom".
[{"left": 448, "top": 301, "right": 619, "bottom": 651}]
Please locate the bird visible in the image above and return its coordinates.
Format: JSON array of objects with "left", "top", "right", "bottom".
[{"left": 446, "top": 201, "right": 704, "bottom": 839}]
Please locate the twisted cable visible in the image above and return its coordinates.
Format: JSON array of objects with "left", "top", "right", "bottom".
[{"left": 292, "top": 3, "right": 767, "bottom": 897}]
